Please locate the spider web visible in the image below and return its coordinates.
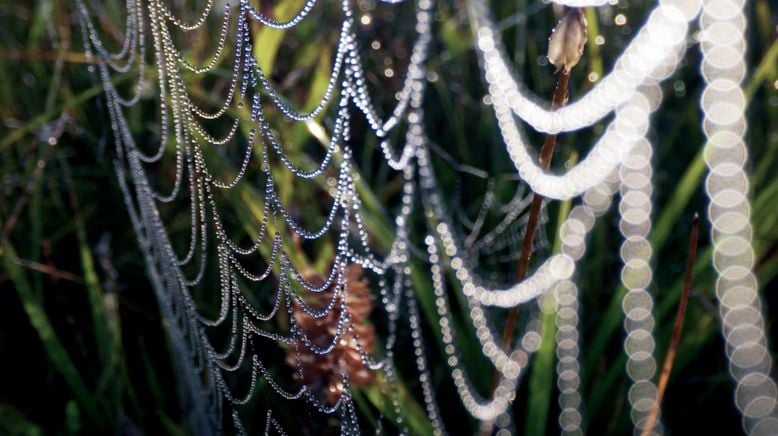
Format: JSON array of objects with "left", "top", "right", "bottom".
[{"left": 77, "top": 0, "right": 778, "bottom": 434}]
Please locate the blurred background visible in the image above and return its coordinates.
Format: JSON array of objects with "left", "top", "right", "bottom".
[{"left": 1, "top": 0, "right": 777, "bottom": 434}]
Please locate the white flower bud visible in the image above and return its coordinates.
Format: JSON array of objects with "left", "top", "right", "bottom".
[{"left": 547, "top": 8, "right": 588, "bottom": 73}]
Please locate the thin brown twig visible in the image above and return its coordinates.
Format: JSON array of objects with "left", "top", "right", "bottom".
[
  {"left": 490, "top": 70, "right": 571, "bottom": 393},
  {"left": 479, "top": 70, "right": 571, "bottom": 436},
  {"left": 640, "top": 214, "right": 700, "bottom": 436},
  {"left": 13, "top": 258, "right": 85, "bottom": 284}
]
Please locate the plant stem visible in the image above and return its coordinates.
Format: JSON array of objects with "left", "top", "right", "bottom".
[
  {"left": 480, "top": 70, "right": 571, "bottom": 435},
  {"left": 640, "top": 214, "right": 700, "bottom": 436},
  {"left": 499, "top": 69, "right": 570, "bottom": 360}
]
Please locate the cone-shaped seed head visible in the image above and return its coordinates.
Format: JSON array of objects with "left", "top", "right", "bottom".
[{"left": 548, "top": 8, "right": 588, "bottom": 74}]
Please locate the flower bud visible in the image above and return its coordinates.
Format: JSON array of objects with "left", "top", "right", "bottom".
[{"left": 547, "top": 8, "right": 588, "bottom": 74}]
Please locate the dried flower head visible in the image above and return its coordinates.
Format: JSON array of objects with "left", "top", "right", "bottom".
[
  {"left": 287, "top": 264, "right": 376, "bottom": 405},
  {"left": 547, "top": 8, "right": 588, "bottom": 74}
]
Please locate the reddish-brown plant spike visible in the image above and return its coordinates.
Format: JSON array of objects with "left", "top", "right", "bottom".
[
  {"left": 488, "top": 12, "right": 585, "bottom": 408},
  {"left": 641, "top": 214, "right": 700, "bottom": 436},
  {"left": 492, "top": 69, "right": 571, "bottom": 395},
  {"left": 287, "top": 264, "right": 376, "bottom": 405}
]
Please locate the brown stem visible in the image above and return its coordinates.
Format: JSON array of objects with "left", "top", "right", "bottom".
[
  {"left": 640, "top": 214, "right": 700, "bottom": 436},
  {"left": 490, "top": 71, "right": 570, "bottom": 393},
  {"left": 13, "top": 258, "right": 85, "bottom": 284},
  {"left": 479, "top": 70, "right": 571, "bottom": 436}
]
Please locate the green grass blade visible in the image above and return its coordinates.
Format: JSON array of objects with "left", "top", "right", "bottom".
[
  {"left": 0, "top": 404, "right": 44, "bottom": 436},
  {"left": 2, "top": 241, "right": 102, "bottom": 424}
]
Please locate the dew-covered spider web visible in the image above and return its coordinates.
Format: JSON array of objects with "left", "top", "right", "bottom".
[{"left": 78, "top": 0, "right": 778, "bottom": 434}]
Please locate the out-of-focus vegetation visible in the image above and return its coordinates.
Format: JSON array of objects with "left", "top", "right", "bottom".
[{"left": 1, "top": 0, "right": 777, "bottom": 434}]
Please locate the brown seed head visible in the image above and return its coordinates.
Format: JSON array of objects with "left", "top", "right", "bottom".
[{"left": 287, "top": 264, "right": 376, "bottom": 405}]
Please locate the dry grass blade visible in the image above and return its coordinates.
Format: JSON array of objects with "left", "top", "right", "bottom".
[
  {"left": 640, "top": 214, "right": 700, "bottom": 436},
  {"left": 13, "top": 257, "right": 85, "bottom": 284}
]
